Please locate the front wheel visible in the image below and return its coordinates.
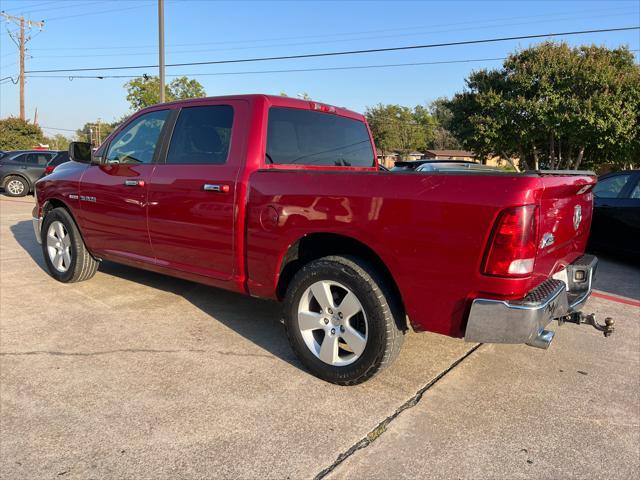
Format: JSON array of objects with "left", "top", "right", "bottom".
[
  {"left": 283, "top": 255, "right": 405, "bottom": 385},
  {"left": 41, "top": 207, "right": 99, "bottom": 283}
]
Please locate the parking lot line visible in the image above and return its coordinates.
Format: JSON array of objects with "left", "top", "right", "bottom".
[{"left": 592, "top": 290, "right": 640, "bottom": 307}]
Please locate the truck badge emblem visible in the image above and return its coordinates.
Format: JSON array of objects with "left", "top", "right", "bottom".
[
  {"left": 540, "top": 232, "right": 555, "bottom": 249},
  {"left": 573, "top": 205, "right": 582, "bottom": 231}
]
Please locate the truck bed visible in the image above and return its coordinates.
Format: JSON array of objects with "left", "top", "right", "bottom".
[{"left": 245, "top": 169, "right": 595, "bottom": 337}]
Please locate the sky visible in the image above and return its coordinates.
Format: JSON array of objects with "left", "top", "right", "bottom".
[{"left": 0, "top": 0, "right": 639, "bottom": 137}]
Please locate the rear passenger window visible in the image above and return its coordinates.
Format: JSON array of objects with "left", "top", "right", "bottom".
[
  {"left": 593, "top": 174, "right": 631, "bottom": 198},
  {"left": 24, "top": 153, "right": 50, "bottom": 166},
  {"left": 11, "top": 154, "right": 28, "bottom": 164},
  {"left": 167, "top": 105, "right": 234, "bottom": 165},
  {"left": 266, "top": 107, "right": 374, "bottom": 167}
]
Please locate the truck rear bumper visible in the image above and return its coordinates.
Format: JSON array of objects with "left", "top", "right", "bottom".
[{"left": 464, "top": 254, "right": 597, "bottom": 348}]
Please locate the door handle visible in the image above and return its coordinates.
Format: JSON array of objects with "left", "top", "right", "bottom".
[
  {"left": 124, "top": 179, "right": 145, "bottom": 187},
  {"left": 203, "top": 183, "right": 230, "bottom": 193}
]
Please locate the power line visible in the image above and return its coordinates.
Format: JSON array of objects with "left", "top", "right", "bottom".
[
  {"left": 4, "top": 0, "right": 106, "bottom": 17},
  {"left": 24, "top": 6, "right": 640, "bottom": 51},
  {"left": 2, "top": 0, "right": 61, "bottom": 15},
  {"left": 25, "top": 56, "right": 510, "bottom": 79},
  {"left": 24, "top": 26, "right": 640, "bottom": 74},
  {"left": 44, "top": 2, "right": 152, "bottom": 22},
  {"left": 24, "top": 49, "right": 639, "bottom": 80},
  {"left": 39, "top": 125, "right": 77, "bottom": 131},
  {"left": 22, "top": 11, "right": 640, "bottom": 60}
]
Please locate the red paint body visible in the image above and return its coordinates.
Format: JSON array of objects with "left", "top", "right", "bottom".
[{"left": 35, "top": 94, "right": 596, "bottom": 338}]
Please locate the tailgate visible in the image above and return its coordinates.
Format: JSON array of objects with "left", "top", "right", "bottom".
[{"left": 533, "top": 174, "right": 596, "bottom": 281}]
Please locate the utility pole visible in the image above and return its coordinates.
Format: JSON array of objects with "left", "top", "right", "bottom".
[
  {"left": 158, "top": 0, "right": 165, "bottom": 103},
  {"left": 96, "top": 118, "right": 102, "bottom": 145},
  {"left": 0, "top": 11, "right": 45, "bottom": 120}
]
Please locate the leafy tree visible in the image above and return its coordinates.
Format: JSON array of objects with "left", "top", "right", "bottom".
[
  {"left": 124, "top": 75, "right": 206, "bottom": 111},
  {"left": 447, "top": 42, "right": 640, "bottom": 170},
  {"left": 427, "top": 98, "right": 462, "bottom": 150},
  {"left": 76, "top": 118, "right": 123, "bottom": 147},
  {"left": 365, "top": 104, "right": 429, "bottom": 158},
  {"left": 366, "top": 102, "right": 461, "bottom": 155},
  {"left": 44, "top": 134, "right": 70, "bottom": 151},
  {"left": 0, "top": 117, "right": 45, "bottom": 150}
]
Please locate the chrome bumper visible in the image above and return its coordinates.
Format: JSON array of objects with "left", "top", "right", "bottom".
[
  {"left": 464, "top": 255, "right": 597, "bottom": 349},
  {"left": 32, "top": 214, "right": 42, "bottom": 244}
]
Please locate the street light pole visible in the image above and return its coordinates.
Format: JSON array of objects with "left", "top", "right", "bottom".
[{"left": 158, "top": 0, "right": 165, "bottom": 103}]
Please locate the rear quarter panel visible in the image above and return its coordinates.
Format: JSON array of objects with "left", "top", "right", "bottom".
[{"left": 246, "top": 170, "right": 551, "bottom": 337}]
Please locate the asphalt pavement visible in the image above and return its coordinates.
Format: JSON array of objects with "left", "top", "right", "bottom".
[{"left": 1, "top": 196, "right": 638, "bottom": 479}]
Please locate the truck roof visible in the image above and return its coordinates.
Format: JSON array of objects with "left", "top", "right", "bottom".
[{"left": 158, "top": 94, "right": 365, "bottom": 121}]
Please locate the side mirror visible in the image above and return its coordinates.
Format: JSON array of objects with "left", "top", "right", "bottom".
[{"left": 68, "top": 142, "right": 93, "bottom": 164}]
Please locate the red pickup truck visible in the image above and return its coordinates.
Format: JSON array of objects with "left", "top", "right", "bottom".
[{"left": 33, "top": 94, "right": 609, "bottom": 385}]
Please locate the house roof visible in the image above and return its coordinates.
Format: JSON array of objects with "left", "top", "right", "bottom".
[
  {"left": 424, "top": 149, "right": 475, "bottom": 157},
  {"left": 376, "top": 148, "right": 399, "bottom": 156}
]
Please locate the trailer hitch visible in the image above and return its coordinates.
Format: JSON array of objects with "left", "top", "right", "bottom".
[{"left": 558, "top": 312, "right": 615, "bottom": 337}]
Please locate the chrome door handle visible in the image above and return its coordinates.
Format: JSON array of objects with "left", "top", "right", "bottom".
[
  {"left": 124, "top": 179, "right": 145, "bottom": 187},
  {"left": 203, "top": 184, "right": 229, "bottom": 193}
]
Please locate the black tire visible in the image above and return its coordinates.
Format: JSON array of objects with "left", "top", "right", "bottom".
[
  {"left": 283, "top": 255, "right": 405, "bottom": 385},
  {"left": 41, "top": 207, "right": 99, "bottom": 283},
  {"left": 3, "top": 175, "right": 29, "bottom": 197}
]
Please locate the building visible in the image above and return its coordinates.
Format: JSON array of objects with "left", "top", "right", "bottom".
[
  {"left": 423, "top": 149, "right": 476, "bottom": 161},
  {"left": 376, "top": 149, "right": 400, "bottom": 168},
  {"left": 377, "top": 150, "right": 425, "bottom": 168}
]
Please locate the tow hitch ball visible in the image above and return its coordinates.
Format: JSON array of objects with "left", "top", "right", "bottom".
[{"left": 558, "top": 312, "right": 615, "bottom": 337}]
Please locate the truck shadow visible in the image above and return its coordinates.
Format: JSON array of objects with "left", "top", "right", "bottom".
[{"left": 10, "top": 220, "right": 304, "bottom": 372}]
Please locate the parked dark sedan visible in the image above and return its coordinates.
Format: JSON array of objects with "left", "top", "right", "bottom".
[
  {"left": 589, "top": 170, "right": 640, "bottom": 257},
  {"left": 0, "top": 150, "right": 69, "bottom": 197}
]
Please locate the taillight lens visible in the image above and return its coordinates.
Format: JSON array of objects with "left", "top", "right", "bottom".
[
  {"left": 44, "top": 165, "right": 55, "bottom": 175},
  {"left": 483, "top": 205, "right": 539, "bottom": 277}
]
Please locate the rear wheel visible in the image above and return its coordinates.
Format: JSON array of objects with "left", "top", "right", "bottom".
[
  {"left": 41, "top": 207, "right": 99, "bottom": 283},
  {"left": 283, "top": 255, "right": 405, "bottom": 385},
  {"left": 3, "top": 176, "right": 29, "bottom": 197}
]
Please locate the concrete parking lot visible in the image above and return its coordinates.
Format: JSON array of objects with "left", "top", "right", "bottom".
[{"left": 1, "top": 195, "right": 638, "bottom": 479}]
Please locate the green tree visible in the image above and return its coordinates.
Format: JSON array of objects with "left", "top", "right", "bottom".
[
  {"left": 447, "top": 42, "right": 640, "bottom": 170},
  {"left": 427, "top": 97, "right": 462, "bottom": 150},
  {"left": 44, "top": 134, "right": 71, "bottom": 150},
  {"left": 124, "top": 75, "right": 206, "bottom": 111},
  {"left": 0, "top": 117, "right": 45, "bottom": 150},
  {"left": 76, "top": 118, "right": 122, "bottom": 147},
  {"left": 365, "top": 104, "right": 429, "bottom": 158}
]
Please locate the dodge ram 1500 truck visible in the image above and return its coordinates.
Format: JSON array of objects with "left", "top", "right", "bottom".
[{"left": 33, "top": 94, "right": 612, "bottom": 385}]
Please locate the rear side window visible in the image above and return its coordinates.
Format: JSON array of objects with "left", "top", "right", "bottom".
[
  {"left": 593, "top": 173, "right": 631, "bottom": 198},
  {"left": 25, "top": 153, "right": 51, "bottom": 166},
  {"left": 266, "top": 107, "right": 374, "bottom": 167},
  {"left": 50, "top": 152, "right": 69, "bottom": 166},
  {"left": 630, "top": 179, "right": 640, "bottom": 199},
  {"left": 9, "top": 153, "right": 27, "bottom": 164},
  {"left": 167, "top": 105, "right": 233, "bottom": 165}
]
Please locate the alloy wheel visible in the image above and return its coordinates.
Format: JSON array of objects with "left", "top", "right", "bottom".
[
  {"left": 6, "top": 179, "right": 25, "bottom": 195},
  {"left": 297, "top": 280, "right": 368, "bottom": 366},
  {"left": 46, "top": 221, "right": 72, "bottom": 273}
]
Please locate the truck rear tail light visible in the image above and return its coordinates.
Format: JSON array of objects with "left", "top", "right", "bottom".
[{"left": 483, "top": 205, "right": 539, "bottom": 277}]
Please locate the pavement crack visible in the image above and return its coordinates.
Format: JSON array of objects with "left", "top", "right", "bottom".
[
  {"left": 0, "top": 348, "right": 206, "bottom": 357},
  {"left": 214, "top": 350, "right": 275, "bottom": 359},
  {"left": 314, "top": 343, "right": 483, "bottom": 480}
]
